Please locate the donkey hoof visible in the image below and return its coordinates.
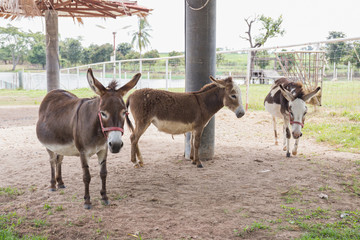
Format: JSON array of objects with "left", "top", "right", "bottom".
[
  {"left": 286, "top": 152, "right": 291, "bottom": 158},
  {"left": 134, "top": 163, "right": 140, "bottom": 168},
  {"left": 292, "top": 151, "right": 297, "bottom": 156},
  {"left": 58, "top": 185, "right": 66, "bottom": 189},
  {"left": 191, "top": 161, "right": 196, "bottom": 165},
  {"left": 275, "top": 141, "right": 278, "bottom": 145},
  {"left": 49, "top": 188, "right": 56, "bottom": 192},
  {"left": 139, "top": 162, "right": 144, "bottom": 167},
  {"left": 84, "top": 204, "right": 92, "bottom": 210},
  {"left": 101, "top": 199, "right": 110, "bottom": 206},
  {"left": 197, "top": 164, "right": 203, "bottom": 168},
  {"left": 283, "top": 146, "right": 287, "bottom": 151}
]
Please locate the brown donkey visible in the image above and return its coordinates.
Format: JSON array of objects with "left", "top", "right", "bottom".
[
  {"left": 125, "top": 76, "right": 245, "bottom": 168},
  {"left": 36, "top": 69, "right": 141, "bottom": 209}
]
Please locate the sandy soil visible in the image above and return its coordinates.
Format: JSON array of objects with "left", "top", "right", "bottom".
[{"left": 0, "top": 106, "right": 359, "bottom": 240}]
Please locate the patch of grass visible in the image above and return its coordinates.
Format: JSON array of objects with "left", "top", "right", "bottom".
[
  {"left": 234, "top": 221, "right": 270, "bottom": 237},
  {"left": 55, "top": 205, "right": 64, "bottom": 212},
  {"left": 0, "top": 212, "right": 47, "bottom": 239},
  {"left": 43, "top": 203, "right": 52, "bottom": 210},
  {"left": 281, "top": 186, "right": 303, "bottom": 204},
  {"left": 114, "top": 194, "right": 128, "bottom": 201},
  {"left": 33, "top": 219, "right": 47, "bottom": 228},
  {"left": 303, "top": 122, "right": 360, "bottom": 153},
  {"left": 0, "top": 187, "right": 22, "bottom": 197}
]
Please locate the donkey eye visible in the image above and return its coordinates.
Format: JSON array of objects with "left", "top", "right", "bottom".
[
  {"left": 100, "top": 111, "right": 108, "bottom": 118},
  {"left": 231, "top": 95, "right": 237, "bottom": 99}
]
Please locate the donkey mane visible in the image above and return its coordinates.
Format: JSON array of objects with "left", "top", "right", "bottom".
[
  {"left": 274, "top": 78, "right": 305, "bottom": 99},
  {"left": 191, "top": 82, "right": 217, "bottom": 94},
  {"left": 107, "top": 80, "right": 118, "bottom": 91}
]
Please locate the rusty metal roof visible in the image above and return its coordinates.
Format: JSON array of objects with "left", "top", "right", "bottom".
[{"left": 0, "top": 0, "right": 152, "bottom": 21}]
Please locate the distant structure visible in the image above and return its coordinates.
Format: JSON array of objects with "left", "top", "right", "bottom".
[{"left": 275, "top": 50, "right": 325, "bottom": 106}]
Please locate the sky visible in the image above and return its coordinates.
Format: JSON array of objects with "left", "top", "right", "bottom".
[{"left": 1, "top": 0, "right": 360, "bottom": 53}]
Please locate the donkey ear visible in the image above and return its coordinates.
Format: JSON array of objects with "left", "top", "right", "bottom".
[
  {"left": 118, "top": 73, "right": 141, "bottom": 96},
  {"left": 87, "top": 68, "right": 106, "bottom": 96},
  {"left": 209, "top": 76, "right": 226, "bottom": 88},
  {"left": 302, "top": 87, "right": 321, "bottom": 102},
  {"left": 279, "top": 84, "right": 295, "bottom": 102}
]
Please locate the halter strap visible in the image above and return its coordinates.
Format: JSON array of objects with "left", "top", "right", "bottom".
[
  {"left": 98, "top": 99, "right": 124, "bottom": 138},
  {"left": 289, "top": 112, "right": 304, "bottom": 128}
]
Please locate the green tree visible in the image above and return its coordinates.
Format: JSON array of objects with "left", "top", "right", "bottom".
[
  {"left": 90, "top": 43, "right": 113, "bottom": 63},
  {"left": 131, "top": 18, "right": 152, "bottom": 59},
  {"left": 0, "top": 24, "right": 30, "bottom": 70},
  {"left": 240, "top": 15, "right": 285, "bottom": 76},
  {"left": 0, "top": 46, "right": 11, "bottom": 64},
  {"left": 27, "top": 32, "right": 46, "bottom": 69},
  {"left": 216, "top": 48, "right": 225, "bottom": 67},
  {"left": 168, "top": 51, "right": 183, "bottom": 67},
  {"left": 344, "top": 42, "right": 360, "bottom": 69},
  {"left": 326, "top": 31, "right": 350, "bottom": 64},
  {"left": 60, "top": 38, "right": 83, "bottom": 65},
  {"left": 117, "top": 42, "right": 133, "bottom": 59},
  {"left": 143, "top": 49, "right": 160, "bottom": 71}
]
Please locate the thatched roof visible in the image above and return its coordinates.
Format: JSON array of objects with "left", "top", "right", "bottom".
[{"left": 0, "top": 0, "right": 152, "bottom": 21}]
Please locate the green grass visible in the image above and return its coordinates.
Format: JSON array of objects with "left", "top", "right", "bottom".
[
  {"left": 303, "top": 122, "right": 360, "bottom": 153},
  {"left": 0, "top": 212, "right": 47, "bottom": 240},
  {"left": 0, "top": 187, "right": 22, "bottom": 197}
]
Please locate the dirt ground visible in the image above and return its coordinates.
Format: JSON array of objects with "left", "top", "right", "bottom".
[{"left": 0, "top": 106, "right": 359, "bottom": 240}]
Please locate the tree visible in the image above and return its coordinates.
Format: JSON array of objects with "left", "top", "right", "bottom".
[
  {"left": 27, "top": 32, "right": 46, "bottom": 69},
  {"left": 0, "top": 46, "right": 11, "bottom": 64},
  {"left": 240, "top": 15, "right": 285, "bottom": 77},
  {"left": 326, "top": 31, "right": 350, "bottom": 64},
  {"left": 216, "top": 48, "right": 225, "bottom": 67},
  {"left": 131, "top": 18, "right": 152, "bottom": 59},
  {"left": 90, "top": 43, "right": 113, "bottom": 63},
  {"left": 60, "top": 38, "right": 83, "bottom": 65},
  {"left": 0, "top": 24, "right": 30, "bottom": 70},
  {"left": 143, "top": 49, "right": 160, "bottom": 71},
  {"left": 28, "top": 43, "right": 46, "bottom": 69},
  {"left": 117, "top": 42, "right": 133, "bottom": 59},
  {"left": 168, "top": 51, "right": 183, "bottom": 68}
]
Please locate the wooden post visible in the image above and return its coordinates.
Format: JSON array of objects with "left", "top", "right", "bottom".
[{"left": 45, "top": 10, "right": 60, "bottom": 92}]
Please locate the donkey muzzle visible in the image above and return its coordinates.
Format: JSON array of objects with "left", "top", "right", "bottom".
[
  {"left": 107, "top": 131, "right": 123, "bottom": 153},
  {"left": 235, "top": 106, "right": 245, "bottom": 118},
  {"left": 292, "top": 131, "right": 302, "bottom": 139}
]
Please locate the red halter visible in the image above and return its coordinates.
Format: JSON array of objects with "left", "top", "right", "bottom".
[
  {"left": 98, "top": 99, "right": 125, "bottom": 138},
  {"left": 289, "top": 113, "right": 304, "bottom": 128}
]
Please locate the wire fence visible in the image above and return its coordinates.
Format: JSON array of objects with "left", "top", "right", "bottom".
[{"left": 1, "top": 37, "right": 359, "bottom": 112}]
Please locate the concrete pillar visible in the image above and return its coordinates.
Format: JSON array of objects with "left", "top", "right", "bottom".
[
  {"left": 45, "top": 10, "right": 60, "bottom": 92},
  {"left": 185, "top": 0, "right": 216, "bottom": 160}
]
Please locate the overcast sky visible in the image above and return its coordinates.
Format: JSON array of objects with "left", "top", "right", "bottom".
[{"left": 1, "top": 0, "right": 360, "bottom": 52}]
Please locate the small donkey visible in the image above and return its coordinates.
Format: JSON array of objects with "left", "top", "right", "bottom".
[
  {"left": 264, "top": 78, "right": 321, "bottom": 157},
  {"left": 36, "top": 69, "right": 141, "bottom": 209},
  {"left": 125, "top": 76, "right": 245, "bottom": 168}
]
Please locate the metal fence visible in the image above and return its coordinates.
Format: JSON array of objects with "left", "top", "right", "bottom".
[{"left": 1, "top": 37, "right": 360, "bottom": 112}]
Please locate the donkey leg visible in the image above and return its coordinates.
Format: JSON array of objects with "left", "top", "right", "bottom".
[
  {"left": 80, "top": 153, "right": 92, "bottom": 209},
  {"left": 55, "top": 154, "right": 65, "bottom": 189},
  {"left": 130, "top": 122, "right": 150, "bottom": 168},
  {"left": 97, "top": 149, "right": 109, "bottom": 206},
  {"left": 285, "top": 127, "right": 291, "bottom": 157},
  {"left": 190, "top": 131, "right": 195, "bottom": 160},
  {"left": 46, "top": 149, "right": 57, "bottom": 191},
  {"left": 273, "top": 117, "right": 278, "bottom": 145},
  {"left": 292, "top": 138, "right": 299, "bottom": 156},
  {"left": 282, "top": 124, "right": 287, "bottom": 151},
  {"left": 193, "top": 130, "right": 204, "bottom": 168}
]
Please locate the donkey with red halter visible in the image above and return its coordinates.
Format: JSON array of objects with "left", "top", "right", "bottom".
[
  {"left": 36, "top": 69, "right": 140, "bottom": 209},
  {"left": 264, "top": 78, "right": 320, "bottom": 157},
  {"left": 125, "top": 76, "right": 245, "bottom": 168}
]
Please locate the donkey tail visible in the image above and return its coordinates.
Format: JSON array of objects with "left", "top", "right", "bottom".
[{"left": 125, "top": 97, "right": 135, "bottom": 133}]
